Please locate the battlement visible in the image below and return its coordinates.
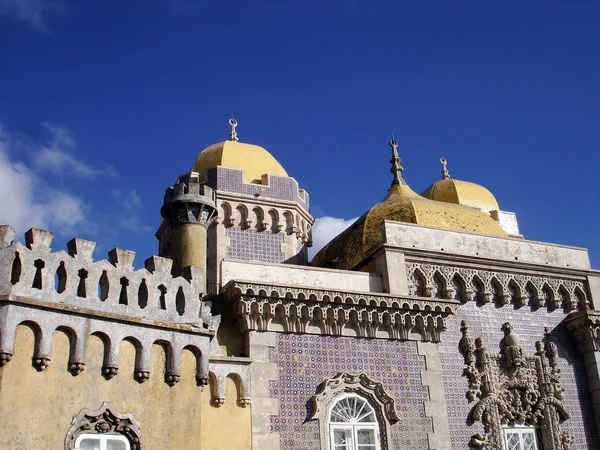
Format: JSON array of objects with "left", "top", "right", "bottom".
[
  {"left": 0, "top": 225, "right": 223, "bottom": 385},
  {"left": 0, "top": 225, "right": 216, "bottom": 330},
  {"left": 164, "top": 171, "right": 216, "bottom": 204}
]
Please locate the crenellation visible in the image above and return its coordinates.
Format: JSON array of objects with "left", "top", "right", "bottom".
[
  {"left": 108, "top": 247, "right": 136, "bottom": 270},
  {"left": 67, "top": 238, "right": 96, "bottom": 262},
  {"left": 25, "top": 227, "right": 55, "bottom": 252},
  {"left": 144, "top": 255, "right": 173, "bottom": 275},
  {"left": 0, "top": 225, "right": 16, "bottom": 248},
  {"left": 0, "top": 228, "right": 215, "bottom": 330}
]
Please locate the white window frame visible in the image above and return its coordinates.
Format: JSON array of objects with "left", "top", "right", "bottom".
[
  {"left": 74, "top": 433, "right": 131, "bottom": 450},
  {"left": 503, "top": 425, "right": 539, "bottom": 450},
  {"left": 327, "top": 393, "right": 382, "bottom": 450}
]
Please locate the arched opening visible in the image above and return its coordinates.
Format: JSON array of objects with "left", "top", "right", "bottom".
[{"left": 328, "top": 393, "right": 381, "bottom": 450}]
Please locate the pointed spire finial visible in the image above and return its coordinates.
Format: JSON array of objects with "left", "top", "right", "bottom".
[
  {"left": 228, "top": 113, "right": 239, "bottom": 141},
  {"left": 389, "top": 132, "right": 406, "bottom": 187},
  {"left": 440, "top": 157, "right": 450, "bottom": 180}
]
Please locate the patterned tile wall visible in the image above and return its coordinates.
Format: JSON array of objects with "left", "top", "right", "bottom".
[
  {"left": 225, "top": 227, "right": 285, "bottom": 264},
  {"left": 268, "top": 334, "right": 432, "bottom": 449},
  {"left": 440, "top": 302, "right": 599, "bottom": 449},
  {"left": 205, "top": 167, "right": 309, "bottom": 209}
]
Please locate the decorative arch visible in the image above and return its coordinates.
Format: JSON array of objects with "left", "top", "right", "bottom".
[
  {"left": 308, "top": 372, "right": 399, "bottom": 450},
  {"left": 64, "top": 403, "right": 143, "bottom": 450}
]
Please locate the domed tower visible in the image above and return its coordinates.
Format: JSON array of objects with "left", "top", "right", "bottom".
[
  {"left": 157, "top": 118, "right": 313, "bottom": 292},
  {"left": 421, "top": 158, "right": 522, "bottom": 238},
  {"left": 312, "top": 137, "right": 509, "bottom": 270}
]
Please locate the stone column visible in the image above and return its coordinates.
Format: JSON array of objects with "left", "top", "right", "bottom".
[
  {"left": 160, "top": 172, "right": 217, "bottom": 291},
  {"left": 417, "top": 341, "right": 451, "bottom": 450},
  {"left": 566, "top": 310, "right": 600, "bottom": 439}
]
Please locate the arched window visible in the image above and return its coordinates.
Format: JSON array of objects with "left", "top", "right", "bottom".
[
  {"left": 309, "top": 373, "right": 399, "bottom": 450},
  {"left": 74, "top": 433, "right": 130, "bottom": 450},
  {"left": 503, "top": 426, "right": 539, "bottom": 450},
  {"left": 329, "top": 393, "right": 381, "bottom": 450}
]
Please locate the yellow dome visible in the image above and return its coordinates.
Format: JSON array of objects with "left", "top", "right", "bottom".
[
  {"left": 192, "top": 140, "right": 288, "bottom": 185},
  {"left": 312, "top": 184, "right": 508, "bottom": 270},
  {"left": 421, "top": 178, "right": 499, "bottom": 214}
]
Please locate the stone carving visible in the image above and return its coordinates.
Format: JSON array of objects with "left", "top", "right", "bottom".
[
  {"left": 565, "top": 310, "right": 600, "bottom": 354},
  {"left": 208, "top": 356, "right": 252, "bottom": 407},
  {"left": 459, "top": 322, "right": 572, "bottom": 450},
  {"left": 406, "top": 262, "right": 588, "bottom": 312},
  {"left": 224, "top": 281, "right": 458, "bottom": 342},
  {"left": 64, "top": 403, "right": 143, "bottom": 450},
  {"left": 308, "top": 372, "right": 399, "bottom": 450}
]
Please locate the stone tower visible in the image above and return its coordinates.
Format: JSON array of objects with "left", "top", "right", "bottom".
[{"left": 156, "top": 118, "right": 313, "bottom": 292}]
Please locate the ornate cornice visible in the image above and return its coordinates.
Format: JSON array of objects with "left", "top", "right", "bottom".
[
  {"left": 406, "top": 261, "right": 590, "bottom": 312},
  {"left": 223, "top": 280, "right": 458, "bottom": 342},
  {"left": 565, "top": 310, "right": 600, "bottom": 353}
]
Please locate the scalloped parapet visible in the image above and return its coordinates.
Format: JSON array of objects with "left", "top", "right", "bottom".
[{"left": 0, "top": 226, "right": 218, "bottom": 330}]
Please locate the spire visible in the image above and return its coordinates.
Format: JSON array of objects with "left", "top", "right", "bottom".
[
  {"left": 389, "top": 133, "right": 406, "bottom": 187},
  {"left": 228, "top": 114, "right": 239, "bottom": 142},
  {"left": 440, "top": 157, "right": 450, "bottom": 180}
]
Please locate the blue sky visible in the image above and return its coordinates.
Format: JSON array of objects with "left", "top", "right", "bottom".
[{"left": 0, "top": 0, "right": 598, "bottom": 268}]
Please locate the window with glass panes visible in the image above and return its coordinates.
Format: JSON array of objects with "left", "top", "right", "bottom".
[
  {"left": 328, "top": 394, "right": 381, "bottom": 450},
  {"left": 503, "top": 427, "right": 538, "bottom": 450},
  {"left": 74, "top": 434, "right": 130, "bottom": 450}
]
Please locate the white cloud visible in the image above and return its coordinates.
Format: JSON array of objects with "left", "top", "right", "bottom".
[
  {"left": 111, "top": 189, "right": 152, "bottom": 234},
  {"left": 0, "top": 0, "right": 62, "bottom": 32},
  {"left": 112, "top": 189, "right": 143, "bottom": 210},
  {"left": 32, "top": 122, "right": 107, "bottom": 178},
  {"left": 0, "top": 125, "right": 87, "bottom": 235},
  {"left": 308, "top": 216, "right": 358, "bottom": 259}
]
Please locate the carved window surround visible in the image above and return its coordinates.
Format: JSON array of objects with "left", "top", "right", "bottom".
[
  {"left": 223, "top": 281, "right": 458, "bottom": 342},
  {"left": 458, "top": 322, "right": 573, "bottom": 450},
  {"left": 308, "top": 373, "right": 400, "bottom": 450},
  {"left": 65, "top": 403, "right": 143, "bottom": 450}
]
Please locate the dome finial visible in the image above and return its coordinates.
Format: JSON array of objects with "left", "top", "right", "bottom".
[
  {"left": 389, "top": 132, "right": 406, "bottom": 187},
  {"left": 440, "top": 157, "right": 450, "bottom": 180},
  {"left": 228, "top": 113, "right": 239, "bottom": 142}
]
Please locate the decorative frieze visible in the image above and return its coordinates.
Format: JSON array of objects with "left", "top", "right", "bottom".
[
  {"left": 406, "top": 262, "right": 589, "bottom": 312},
  {"left": 223, "top": 281, "right": 458, "bottom": 342}
]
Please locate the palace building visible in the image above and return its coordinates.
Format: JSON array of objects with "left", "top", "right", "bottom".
[{"left": 1, "top": 118, "right": 599, "bottom": 449}]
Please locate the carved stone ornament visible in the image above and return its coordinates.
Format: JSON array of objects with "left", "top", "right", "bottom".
[
  {"left": 406, "top": 261, "right": 588, "bottom": 312},
  {"left": 308, "top": 373, "right": 399, "bottom": 450},
  {"left": 224, "top": 281, "right": 456, "bottom": 342},
  {"left": 459, "top": 322, "right": 573, "bottom": 450},
  {"left": 64, "top": 403, "right": 143, "bottom": 450}
]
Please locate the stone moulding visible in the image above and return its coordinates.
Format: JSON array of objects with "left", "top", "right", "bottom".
[
  {"left": 308, "top": 372, "right": 398, "bottom": 450},
  {"left": 223, "top": 280, "right": 457, "bottom": 342},
  {"left": 0, "top": 302, "right": 213, "bottom": 385},
  {"left": 64, "top": 403, "right": 143, "bottom": 450},
  {"left": 459, "top": 321, "right": 573, "bottom": 450},
  {"left": 406, "top": 261, "right": 589, "bottom": 312}
]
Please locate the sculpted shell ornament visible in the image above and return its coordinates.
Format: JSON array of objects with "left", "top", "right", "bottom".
[{"left": 64, "top": 403, "right": 143, "bottom": 450}]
